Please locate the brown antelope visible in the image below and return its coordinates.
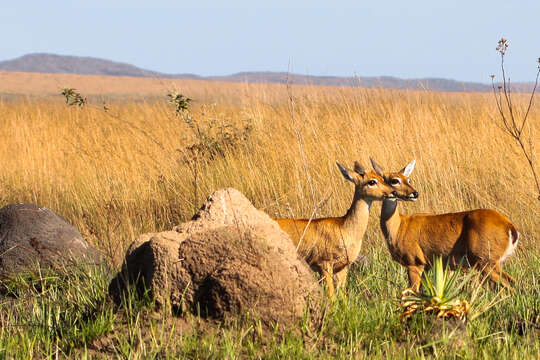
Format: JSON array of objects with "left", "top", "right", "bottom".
[
  {"left": 276, "top": 161, "right": 396, "bottom": 296},
  {"left": 370, "top": 158, "right": 518, "bottom": 291}
]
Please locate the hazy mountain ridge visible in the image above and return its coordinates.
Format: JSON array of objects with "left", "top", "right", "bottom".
[
  {"left": 205, "top": 72, "right": 493, "bottom": 92},
  {"left": 0, "top": 53, "right": 532, "bottom": 92},
  {"left": 0, "top": 53, "right": 165, "bottom": 78}
]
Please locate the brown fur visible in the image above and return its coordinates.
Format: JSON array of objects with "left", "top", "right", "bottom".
[
  {"left": 276, "top": 162, "right": 396, "bottom": 296},
  {"left": 371, "top": 159, "right": 518, "bottom": 290}
]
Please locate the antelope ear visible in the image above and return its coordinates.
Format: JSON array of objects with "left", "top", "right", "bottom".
[
  {"left": 369, "top": 157, "right": 385, "bottom": 177},
  {"left": 336, "top": 162, "right": 355, "bottom": 182},
  {"left": 353, "top": 161, "right": 366, "bottom": 176},
  {"left": 400, "top": 160, "right": 416, "bottom": 177}
]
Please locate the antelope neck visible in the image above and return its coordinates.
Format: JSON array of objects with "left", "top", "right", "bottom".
[
  {"left": 380, "top": 199, "right": 401, "bottom": 244},
  {"left": 343, "top": 192, "right": 372, "bottom": 233}
]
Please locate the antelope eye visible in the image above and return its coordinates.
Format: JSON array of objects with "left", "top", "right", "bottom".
[
  {"left": 390, "top": 178, "right": 401, "bottom": 185},
  {"left": 368, "top": 180, "right": 377, "bottom": 186}
]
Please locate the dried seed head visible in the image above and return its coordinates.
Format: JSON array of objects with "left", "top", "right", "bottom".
[{"left": 496, "top": 38, "right": 509, "bottom": 55}]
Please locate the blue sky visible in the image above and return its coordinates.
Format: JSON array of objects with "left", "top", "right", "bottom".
[{"left": 2, "top": 1, "right": 539, "bottom": 82}]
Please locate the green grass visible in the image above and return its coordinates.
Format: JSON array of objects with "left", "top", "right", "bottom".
[
  {"left": 0, "top": 248, "right": 537, "bottom": 359},
  {"left": 0, "top": 264, "right": 114, "bottom": 358}
]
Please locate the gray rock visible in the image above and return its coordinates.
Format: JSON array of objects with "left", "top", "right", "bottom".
[{"left": 0, "top": 203, "right": 103, "bottom": 278}]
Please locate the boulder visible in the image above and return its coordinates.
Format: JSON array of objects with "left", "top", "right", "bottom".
[
  {"left": 0, "top": 203, "right": 103, "bottom": 279},
  {"left": 110, "top": 188, "right": 321, "bottom": 328}
]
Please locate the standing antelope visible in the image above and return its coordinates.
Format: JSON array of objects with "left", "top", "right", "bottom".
[
  {"left": 276, "top": 161, "right": 396, "bottom": 296},
  {"left": 370, "top": 158, "right": 518, "bottom": 290}
]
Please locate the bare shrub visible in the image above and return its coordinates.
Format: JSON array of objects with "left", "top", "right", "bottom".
[{"left": 490, "top": 38, "right": 540, "bottom": 200}]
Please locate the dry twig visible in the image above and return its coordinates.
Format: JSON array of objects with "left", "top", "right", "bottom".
[{"left": 490, "top": 38, "right": 540, "bottom": 201}]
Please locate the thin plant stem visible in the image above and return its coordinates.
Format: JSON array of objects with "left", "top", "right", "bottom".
[{"left": 491, "top": 39, "right": 540, "bottom": 201}]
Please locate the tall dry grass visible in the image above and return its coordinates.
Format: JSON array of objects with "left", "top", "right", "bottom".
[{"left": 0, "top": 79, "right": 538, "bottom": 266}]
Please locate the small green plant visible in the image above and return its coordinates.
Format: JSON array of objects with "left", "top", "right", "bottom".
[
  {"left": 168, "top": 91, "right": 192, "bottom": 115},
  {"left": 399, "top": 256, "right": 470, "bottom": 321},
  {"left": 168, "top": 91, "right": 252, "bottom": 209},
  {"left": 169, "top": 91, "right": 252, "bottom": 161},
  {"left": 61, "top": 88, "right": 87, "bottom": 107}
]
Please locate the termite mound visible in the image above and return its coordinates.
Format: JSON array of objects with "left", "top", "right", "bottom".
[{"left": 109, "top": 188, "right": 321, "bottom": 329}]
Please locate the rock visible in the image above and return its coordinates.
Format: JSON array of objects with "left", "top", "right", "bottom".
[
  {"left": 0, "top": 203, "right": 103, "bottom": 279},
  {"left": 110, "top": 188, "right": 321, "bottom": 328}
]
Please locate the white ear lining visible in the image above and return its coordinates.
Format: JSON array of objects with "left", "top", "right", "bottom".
[
  {"left": 402, "top": 159, "right": 416, "bottom": 177},
  {"left": 336, "top": 162, "right": 354, "bottom": 182}
]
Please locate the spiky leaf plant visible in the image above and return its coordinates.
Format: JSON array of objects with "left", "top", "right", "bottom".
[
  {"left": 60, "top": 88, "right": 87, "bottom": 107},
  {"left": 399, "top": 256, "right": 471, "bottom": 321},
  {"left": 167, "top": 91, "right": 192, "bottom": 116}
]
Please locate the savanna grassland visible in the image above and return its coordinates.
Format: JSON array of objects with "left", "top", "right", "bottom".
[{"left": 0, "top": 71, "right": 538, "bottom": 359}]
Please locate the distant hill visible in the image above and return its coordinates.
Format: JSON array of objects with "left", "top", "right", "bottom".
[
  {"left": 0, "top": 53, "right": 169, "bottom": 78},
  {"left": 205, "top": 72, "right": 494, "bottom": 92},
  {"left": 0, "top": 54, "right": 201, "bottom": 79},
  {"left": 0, "top": 53, "right": 532, "bottom": 92}
]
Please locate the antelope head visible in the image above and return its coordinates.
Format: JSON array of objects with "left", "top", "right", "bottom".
[
  {"left": 370, "top": 158, "right": 419, "bottom": 201},
  {"left": 336, "top": 161, "right": 396, "bottom": 201}
]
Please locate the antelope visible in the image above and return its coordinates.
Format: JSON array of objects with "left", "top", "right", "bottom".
[
  {"left": 275, "top": 161, "right": 396, "bottom": 296},
  {"left": 370, "top": 158, "right": 518, "bottom": 291}
]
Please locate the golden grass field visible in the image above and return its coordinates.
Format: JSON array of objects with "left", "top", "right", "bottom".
[
  {"left": 0, "top": 71, "right": 538, "bottom": 268},
  {"left": 0, "top": 71, "right": 539, "bottom": 358}
]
